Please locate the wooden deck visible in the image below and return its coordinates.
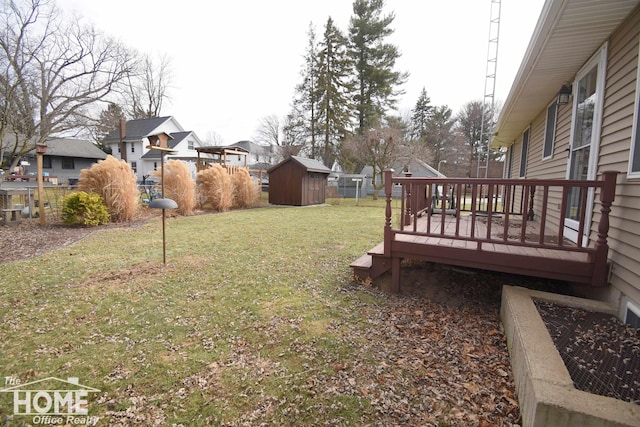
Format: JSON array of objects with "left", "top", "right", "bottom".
[{"left": 351, "top": 170, "right": 618, "bottom": 293}]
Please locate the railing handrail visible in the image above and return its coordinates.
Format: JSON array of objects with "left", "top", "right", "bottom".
[{"left": 391, "top": 175, "right": 608, "bottom": 189}]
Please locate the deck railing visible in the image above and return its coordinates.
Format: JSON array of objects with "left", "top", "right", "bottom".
[{"left": 383, "top": 169, "right": 617, "bottom": 284}]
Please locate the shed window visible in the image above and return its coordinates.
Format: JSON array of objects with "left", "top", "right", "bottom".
[
  {"left": 61, "top": 158, "right": 74, "bottom": 169},
  {"left": 519, "top": 128, "right": 529, "bottom": 178},
  {"left": 543, "top": 101, "right": 557, "bottom": 159}
]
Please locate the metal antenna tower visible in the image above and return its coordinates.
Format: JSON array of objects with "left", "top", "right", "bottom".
[{"left": 477, "top": 0, "right": 502, "bottom": 178}]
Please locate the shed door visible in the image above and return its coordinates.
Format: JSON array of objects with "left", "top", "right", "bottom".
[{"left": 565, "top": 45, "right": 606, "bottom": 244}]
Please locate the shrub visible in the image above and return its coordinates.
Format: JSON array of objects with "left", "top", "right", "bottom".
[
  {"left": 196, "top": 164, "right": 232, "bottom": 212},
  {"left": 231, "top": 168, "right": 260, "bottom": 208},
  {"left": 62, "top": 191, "right": 110, "bottom": 226},
  {"left": 153, "top": 159, "right": 196, "bottom": 215},
  {"left": 78, "top": 156, "right": 139, "bottom": 222}
]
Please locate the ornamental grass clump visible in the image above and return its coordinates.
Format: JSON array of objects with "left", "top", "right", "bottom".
[
  {"left": 61, "top": 191, "right": 110, "bottom": 226},
  {"left": 78, "top": 155, "right": 139, "bottom": 222},
  {"left": 153, "top": 159, "right": 196, "bottom": 215},
  {"left": 231, "top": 168, "right": 260, "bottom": 208},
  {"left": 197, "top": 164, "right": 233, "bottom": 212}
]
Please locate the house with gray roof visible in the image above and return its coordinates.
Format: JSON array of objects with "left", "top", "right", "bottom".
[
  {"left": 15, "top": 139, "right": 107, "bottom": 185},
  {"left": 102, "top": 116, "right": 206, "bottom": 180}
]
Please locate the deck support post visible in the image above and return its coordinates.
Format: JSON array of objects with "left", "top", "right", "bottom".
[
  {"left": 592, "top": 171, "right": 618, "bottom": 286},
  {"left": 384, "top": 169, "right": 394, "bottom": 258},
  {"left": 391, "top": 257, "right": 401, "bottom": 293}
]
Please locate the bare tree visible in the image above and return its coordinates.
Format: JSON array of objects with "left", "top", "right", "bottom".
[
  {"left": 125, "top": 53, "right": 173, "bottom": 119},
  {"left": 204, "top": 130, "right": 224, "bottom": 146},
  {"left": 0, "top": 0, "right": 135, "bottom": 169},
  {"left": 342, "top": 123, "right": 407, "bottom": 199},
  {"left": 255, "top": 115, "right": 280, "bottom": 146}
]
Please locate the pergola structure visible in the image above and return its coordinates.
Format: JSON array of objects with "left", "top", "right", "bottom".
[{"left": 195, "top": 145, "right": 249, "bottom": 171}]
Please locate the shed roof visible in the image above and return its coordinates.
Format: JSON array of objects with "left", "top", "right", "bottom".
[
  {"left": 44, "top": 139, "right": 107, "bottom": 159},
  {"left": 492, "top": 0, "right": 640, "bottom": 147},
  {"left": 268, "top": 156, "right": 331, "bottom": 174}
]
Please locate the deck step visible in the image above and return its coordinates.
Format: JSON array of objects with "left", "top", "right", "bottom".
[
  {"left": 351, "top": 243, "right": 392, "bottom": 281},
  {"left": 368, "top": 242, "right": 384, "bottom": 256},
  {"left": 350, "top": 254, "right": 372, "bottom": 281}
]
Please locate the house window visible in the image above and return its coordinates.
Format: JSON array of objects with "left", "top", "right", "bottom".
[
  {"left": 188, "top": 140, "right": 194, "bottom": 150},
  {"left": 131, "top": 161, "right": 137, "bottom": 173},
  {"left": 43, "top": 156, "right": 52, "bottom": 169},
  {"left": 543, "top": 101, "right": 557, "bottom": 159},
  {"left": 506, "top": 146, "right": 513, "bottom": 178},
  {"left": 131, "top": 143, "right": 135, "bottom": 153},
  {"left": 118, "top": 145, "right": 121, "bottom": 153},
  {"left": 519, "top": 128, "right": 529, "bottom": 178},
  {"left": 61, "top": 158, "right": 74, "bottom": 169},
  {"left": 153, "top": 162, "right": 158, "bottom": 171}
]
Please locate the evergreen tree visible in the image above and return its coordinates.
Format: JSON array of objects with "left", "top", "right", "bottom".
[
  {"left": 425, "top": 105, "right": 456, "bottom": 170},
  {"left": 411, "top": 87, "right": 432, "bottom": 141},
  {"left": 92, "top": 102, "right": 126, "bottom": 153},
  {"left": 348, "top": 0, "right": 408, "bottom": 133},
  {"left": 292, "top": 23, "right": 322, "bottom": 158},
  {"left": 316, "top": 17, "right": 354, "bottom": 166}
]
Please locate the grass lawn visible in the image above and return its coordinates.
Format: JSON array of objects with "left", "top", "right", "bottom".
[
  {"left": 0, "top": 196, "right": 520, "bottom": 426},
  {"left": 0, "top": 199, "right": 391, "bottom": 425}
]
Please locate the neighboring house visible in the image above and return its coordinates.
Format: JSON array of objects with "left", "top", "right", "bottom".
[
  {"left": 24, "top": 138, "right": 107, "bottom": 184},
  {"left": 360, "top": 158, "right": 443, "bottom": 197},
  {"left": 491, "top": 0, "right": 640, "bottom": 324},
  {"left": 233, "top": 140, "right": 277, "bottom": 168},
  {"left": 102, "top": 116, "right": 206, "bottom": 181}
]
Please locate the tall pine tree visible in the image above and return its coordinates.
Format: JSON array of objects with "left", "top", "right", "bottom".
[
  {"left": 348, "top": 0, "right": 408, "bottom": 133},
  {"left": 410, "top": 87, "right": 432, "bottom": 141},
  {"left": 292, "top": 23, "right": 322, "bottom": 158},
  {"left": 316, "top": 17, "right": 354, "bottom": 166}
]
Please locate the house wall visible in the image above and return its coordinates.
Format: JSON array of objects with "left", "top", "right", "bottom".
[
  {"left": 599, "top": 5, "right": 640, "bottom": 308},
  {"left": 509, "top": 4, "right": 640, "bottom": 314},
  {"left": 41, "top": 156, "right": 101, "bottom": 184}
]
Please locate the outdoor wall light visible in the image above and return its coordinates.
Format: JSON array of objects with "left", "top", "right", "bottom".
[{"left": 557, "top": 83, "right": 572, "bottom": 105}]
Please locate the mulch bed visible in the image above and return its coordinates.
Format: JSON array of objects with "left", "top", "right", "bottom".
[{"left": 535, "top": 299, "right": 640, "bottom": 404}]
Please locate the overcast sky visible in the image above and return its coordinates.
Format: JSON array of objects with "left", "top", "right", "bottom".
[{"left": 56, "top": 0, "right": 546, "bottom": 144}]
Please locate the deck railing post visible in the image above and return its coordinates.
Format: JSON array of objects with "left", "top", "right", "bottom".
[
  {"left": 384, "top": 169, "right": 394, "bottom": 258},
  {"left": 592, "top": 171, "right": 618, "bottom": 286},
  {"left": 527, "top": 185, "right": 536, "bottom": 221},
  {"left": 404, "top": 172, "right": 412, "bottom": 226}
]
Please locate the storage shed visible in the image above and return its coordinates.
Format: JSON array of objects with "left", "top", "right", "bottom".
[{"left": 267, "top": 156, "right": 331, "bottom": 206}]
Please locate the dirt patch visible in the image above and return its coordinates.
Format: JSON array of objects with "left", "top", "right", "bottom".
[{"left": 0, "top": 215, "right": 153, "bottom": 265}]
